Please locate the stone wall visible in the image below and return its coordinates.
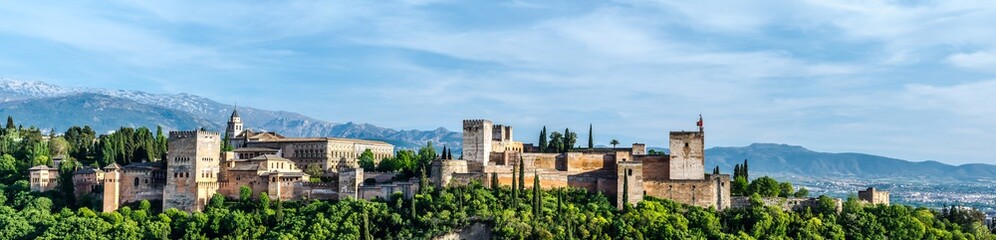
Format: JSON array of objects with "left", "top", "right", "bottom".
[
  {"left": 431, "top": 159, "right": 468, "bottom": 188},
  {"left": 668, "top": 131, "right": 705, "bottom": 180},
  {"left": 118, "top": 169, "right": 165, "bottom": 206},
  {"left": 519, "top": 153, "right": 559, "bottom": 171},
  {"left": 564, "top": 152, "right": 615, "bottom": 172},
  {"left": 637, "top": 155, "right": 670, "bottom": 180},
  {"left": 338, "top": 168, "right": 363, "bottom": 199},
  {"left": 730, "top": 196, "right": 843, "bottom": 213},
  {"left": 644, "top": 174, "right": 730, "bottom": 210}
]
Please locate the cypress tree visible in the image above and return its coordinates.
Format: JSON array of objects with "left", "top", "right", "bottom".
[
  {"left": 410, "top": 197, "right": 417, "bottom": 218},
  {"left": 363, "top": 209, "right": 372, "bottom": 240},
  {"left": 713, "top": 166, "right": 720, "bottom": 175},
  {"left": 5, "top": 116, "right": 13, "bottom": 130},
  {"left": 622, "top": 171, "right": 630, "bottom": 210},
  {"left": 588, "top": 124, "right": 593, "bottom": 149},
  {"left": 533, "top": 171, "right": 541, "bottom": 218},
  {"left": 512, "top": 165, "right": 518, "bottom": 204},
  {"left": 539, "top": 126, "right": 547, "bottom": 153},
  {"left": 518, "top": 157, "right": 525, "bottom": 191},
  {"left": 419, "top": 166, "right": 429, "bottom": 194},
  {"left": 743, "top": 159, "right": 749, "bottom": 179},
  {"left": 734, "top": 165, "right": 741, "bottom": 179}
]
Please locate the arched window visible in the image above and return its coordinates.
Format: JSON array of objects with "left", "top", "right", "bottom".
[{"left": 134, "top": 177, "right": 140, "bottom": 187}]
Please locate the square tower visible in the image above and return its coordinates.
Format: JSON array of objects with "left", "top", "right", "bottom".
[
  {"left": 462, "top": 119, "right": 493, "bottom": 171},
  {"left": 164, "top": 130, "right": 221, "bottom": 212},
  {"left": 668, "top": 131, "right": 705, "bottom": 180}
]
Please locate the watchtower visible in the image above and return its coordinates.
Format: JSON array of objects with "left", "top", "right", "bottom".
[
  {"left": 102, "top": 163, "right": 122, "bottom": 212},
  {"left": 668, "top": 131, "right": 705, "bottom": 180},
  {"left": 462, "top": 119, "right": 493, "bottom": 171},
  {"left": 163, "top": 130, "right": 221, "bottom": 212}
]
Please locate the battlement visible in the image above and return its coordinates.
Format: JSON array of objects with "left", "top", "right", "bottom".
[
  {"left": 169, "top": 130, "right": 220, "bottom": 139},
  {"left": 463, "top": 119, "right": 493, "bottom": 127}
]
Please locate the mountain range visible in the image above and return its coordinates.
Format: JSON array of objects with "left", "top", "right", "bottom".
[
  {"left": 0, "top": 78, "right": 461, "bottom": 150},
  {"left": 2, "top": 78, "right": 994, "bottom": 183}
]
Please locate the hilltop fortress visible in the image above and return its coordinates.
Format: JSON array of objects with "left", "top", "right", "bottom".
[
  {"left": 32, "top": 113, "right": 747, "bottom": 212},
  {"left": 435, "top": 118, "right": 731, "bottom": 210}
]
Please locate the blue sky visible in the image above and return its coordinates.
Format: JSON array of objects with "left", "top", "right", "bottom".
[{"left": 1, "top": 0, "right": 995, "bottom": 165}]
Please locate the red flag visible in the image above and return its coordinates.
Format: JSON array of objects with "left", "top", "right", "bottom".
[{"left": 696, "top": 115, "right": 703, "bottom": 127}]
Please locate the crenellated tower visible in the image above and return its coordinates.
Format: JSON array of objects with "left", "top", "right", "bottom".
[{"left": 163, "top": 130, "right": 221, "bottom": 212}]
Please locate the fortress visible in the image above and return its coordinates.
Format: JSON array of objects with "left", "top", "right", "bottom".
[
  {"left": 47, "top": 109, "right": 396, "bottom": 212},
  {"left": 26, "top": 112, "right": 882, "bottom": 213},
  {"left": 433, "top": 118, "right": 732, "bottom": 210}
]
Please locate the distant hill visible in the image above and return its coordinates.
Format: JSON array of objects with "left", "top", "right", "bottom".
[
  {"left": 0, "top": 78, "right": 460, "bottom": 150},
  {"left": 705, "top": 143, "right": 996, "bottom": 183}
]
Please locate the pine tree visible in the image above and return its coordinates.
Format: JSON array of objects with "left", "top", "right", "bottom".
[
  {"left": 539, "top": 126, "right": 547, "bottom": 153},
  {"left": 588, "top": 124, "right": 594, "bottom": 149},
  {"left": 5, "top": 116, "right": 13, "bottom": 130}
]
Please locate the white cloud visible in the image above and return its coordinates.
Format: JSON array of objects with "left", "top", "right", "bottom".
[{"left": 948, "top": 51, "right": 996, "bottom": 72}]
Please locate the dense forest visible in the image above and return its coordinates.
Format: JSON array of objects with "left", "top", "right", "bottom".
[{"left": 0, "top": 117, "right": 994, "bottom": 239}]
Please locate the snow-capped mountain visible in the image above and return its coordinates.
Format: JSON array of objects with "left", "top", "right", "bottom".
[{"left": 0, "top": 78, "right": 461, "bottom": 150}]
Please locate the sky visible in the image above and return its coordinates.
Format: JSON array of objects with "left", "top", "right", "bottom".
[{"left": 1, "top": 0, "right": 995, "bottom": 165}]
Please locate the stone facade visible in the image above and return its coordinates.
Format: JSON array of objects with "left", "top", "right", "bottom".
[
  {"left": 163, "top": 130, "right": 222, "bottom": 212},
  {"left": 669, "top": 131, "right": 705, "bottom": 180},
  {"left": 226, "top": 109, "right": 394, "bottom": 173},
  {"left": 858, "top": 187, "right": 890, "bottom": 205},
  {"left": 28, "top": 165, "right": 59, "bottom": 192},
  {"left": 435, "top": 119, "right": 731, "bottom": 210},
  {"left": 243, "top": 138, "right": 393, "bottom": 172},
  {"left": 72, "top": 167, "right": 104, "bottom": 199}
]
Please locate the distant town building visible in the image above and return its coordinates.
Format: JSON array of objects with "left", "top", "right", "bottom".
[{"left": 858, "top": 187, "right": 890, "bottom": 205}]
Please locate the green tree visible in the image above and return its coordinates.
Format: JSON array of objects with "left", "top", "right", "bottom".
[
  {"left": 239, "top": 186, "right": 252, "bottom": 202},
  {"left": 778, "top": 182, "right": 794, "bottom": 198},
  {"left": 747, "top": 176, "right": 780, "bottom": 197},
  {"left": 358, "top": 149, "right": 376, "bottom": 171},
  {"left": 538, "top": 126, "right": 547, "bottom": 153},
  {"left": 610, "top": 139, "right": 619, "bottom": 148},
  {"left": 548, "top": 132, "right": 564, "bottom": 153},
  {"left": 564, "top": 128, "right": 577, "bottom": 151},
  {"left": 533, "top": 172, "right": 541, "bottom": 218},
  {"left": 732, "top": 176, "right": 748, "bottom": 196},
  {"left": 5, "top": 116, "right": 13, "bottom": 130},
  {"left": 794, "top": 187, "right": 810, "bottom": 198},
  {"left": 518, "top": 157, "right": 525, "bottom": 191},
  {"left": 587, "top": 124, "right": 593, "bottom": 149},
  {"left": 305, "top": 164, "right": 325, "bottom": 182}
]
